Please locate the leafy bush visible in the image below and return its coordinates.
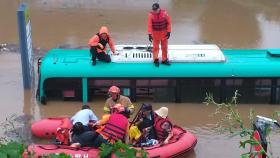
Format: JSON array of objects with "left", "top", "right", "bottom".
[
  {"left": 205, "top": 90, "right": 280, "bottom": 158},
  {"left": 0, "top": 142, "right": 25, "bottom": 158},
  {"left": 99, "top": 140, "right": 148, "bottom": 158}
]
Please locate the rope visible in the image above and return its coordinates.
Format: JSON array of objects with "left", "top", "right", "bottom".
[{"left": 38, "top": 145, "right": 92, "bottom": 151}]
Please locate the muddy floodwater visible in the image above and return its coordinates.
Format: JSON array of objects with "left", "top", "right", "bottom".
[{"left": 1, "top": 0, "right": 280, "bottom": 157}]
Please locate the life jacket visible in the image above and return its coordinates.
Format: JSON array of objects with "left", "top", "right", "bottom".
[
  {"left": 100, "top": 113, "right": 128, "bottom": 143},
  {"left": 96, "top": 33, "right": 110, "bottom": 49},
  {"left": 55, "top": 118, "right": 72, "bottom": 145},
  {"left": 150, "top": 9, "right": 168, "bottom": 31},
  {"left": 153, "top": 113, "right": 172, "bottom": 142}
]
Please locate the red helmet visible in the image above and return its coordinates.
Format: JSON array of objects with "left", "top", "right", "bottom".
[
  {"left": 108, "top": 86, "right": 120, "bottom": 94},
  {"left": 112, "top": 104, "right": 125, "bottom": 113}
]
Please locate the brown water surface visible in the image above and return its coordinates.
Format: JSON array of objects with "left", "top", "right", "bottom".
[{"left": 1, "top": 0, "right": 280, "bottom": 157}]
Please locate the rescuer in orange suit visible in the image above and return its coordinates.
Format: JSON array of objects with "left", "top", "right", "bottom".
[
  {"left": 88, "top": 26, "right": 118, "bottom": 65},
  {"left": 148, "top": 3, "right": 171, "bottom": 67}
]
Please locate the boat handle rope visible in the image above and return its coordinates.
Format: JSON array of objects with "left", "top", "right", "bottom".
[
  {"left": 38, "top": 145, "right": 92, "bottom": 151},
  {"left": 38, "top": 145, "right": 59, "bottom": 150},
  {"left": 58, "top": 146, "right": 92, "bottom": 151},
  {"left": 38, "top": 145, "right": 79, "bottom": 151}
]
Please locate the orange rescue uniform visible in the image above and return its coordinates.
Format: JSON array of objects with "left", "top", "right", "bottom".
[
  {"left": 88, "top": 26, "right": 116, "bottom": 54},
  {"left": 148, "top": 9, "right": 171, "bottom": 62}
]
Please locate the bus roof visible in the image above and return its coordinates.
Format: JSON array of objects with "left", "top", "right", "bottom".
[{"left": 39, "top": 47, "right": 280, "bottom": 80}]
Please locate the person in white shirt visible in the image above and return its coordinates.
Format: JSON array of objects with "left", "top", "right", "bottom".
[{"left": 71, "top": 105, "right": 98, "bottom": 131}]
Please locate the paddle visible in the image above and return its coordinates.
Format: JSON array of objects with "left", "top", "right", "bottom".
[{"left": 129, "top": 103, "right": 144, "bottom": 128}]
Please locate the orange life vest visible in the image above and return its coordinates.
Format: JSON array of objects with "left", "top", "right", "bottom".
[
  {"left": 150, "top": 9, "right": 168, "bottom": 31},
  {"left": 88, "top": 26, "right": 116, "bottom": 53},
  {"left": 96, "top": 33, "right": 110, "bottom": 48},
  {"left": 55, "top": 118, "right": 72, "bottom": 145},
  {"left": 100, "top": 113, "right": 128, "bottom": 142}
]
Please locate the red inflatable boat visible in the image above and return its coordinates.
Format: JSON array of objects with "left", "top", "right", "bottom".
[
  {"left": 32, "top": 117, "right": 72, "bottom": 139},
  {"left": 29, "top": 118, "right": 197, "bottom": 158}
]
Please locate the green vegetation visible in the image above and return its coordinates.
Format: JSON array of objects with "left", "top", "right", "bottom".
[
  {"left": 0, "top": 142, "right": 25, "bottom": 158},
  {"left": 0, "top": 142, "right": 74, "bottom": 158},
  {"left": 0, "top": 139, "right": 148, "bottom": 158},
  {"left": 99, "top": 140, "right": 148, "bottom": 158},
  {"left": 205, "top": 90, "right": 280, "bottom": 158}
]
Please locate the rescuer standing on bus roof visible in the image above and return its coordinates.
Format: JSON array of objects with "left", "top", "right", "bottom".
[{"left": 148, "top": 3, "right": 172, "bottom": 67}]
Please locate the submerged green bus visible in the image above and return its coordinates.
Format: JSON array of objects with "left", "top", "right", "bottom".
[{"left": 37, "top": 45, "right": 280, "bottom": 104}]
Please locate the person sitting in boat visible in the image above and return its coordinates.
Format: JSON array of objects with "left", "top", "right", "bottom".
[
  {"left": 71, "top": 104, "right": 98, "bottom": 131},
  {"left": 70, "top": 122, "right": 108, "bottom": 148},
  {"left": 104, "top": 86, "right": 134, "bottom": 117},
  {"left": 136, "top": 104, "right": 156, "bottom": 138},
  {"left": 88, "top": 26, "right": 118, "bottom": 65},
  {"left": 153, "top": 107, "right": 173, "bottom": 145},
  {"left": 94, "top": 104, "right": 130, "bottom": 144},
  {"left": 129, "top": 103, "right": 157, "bottom": 146}
]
